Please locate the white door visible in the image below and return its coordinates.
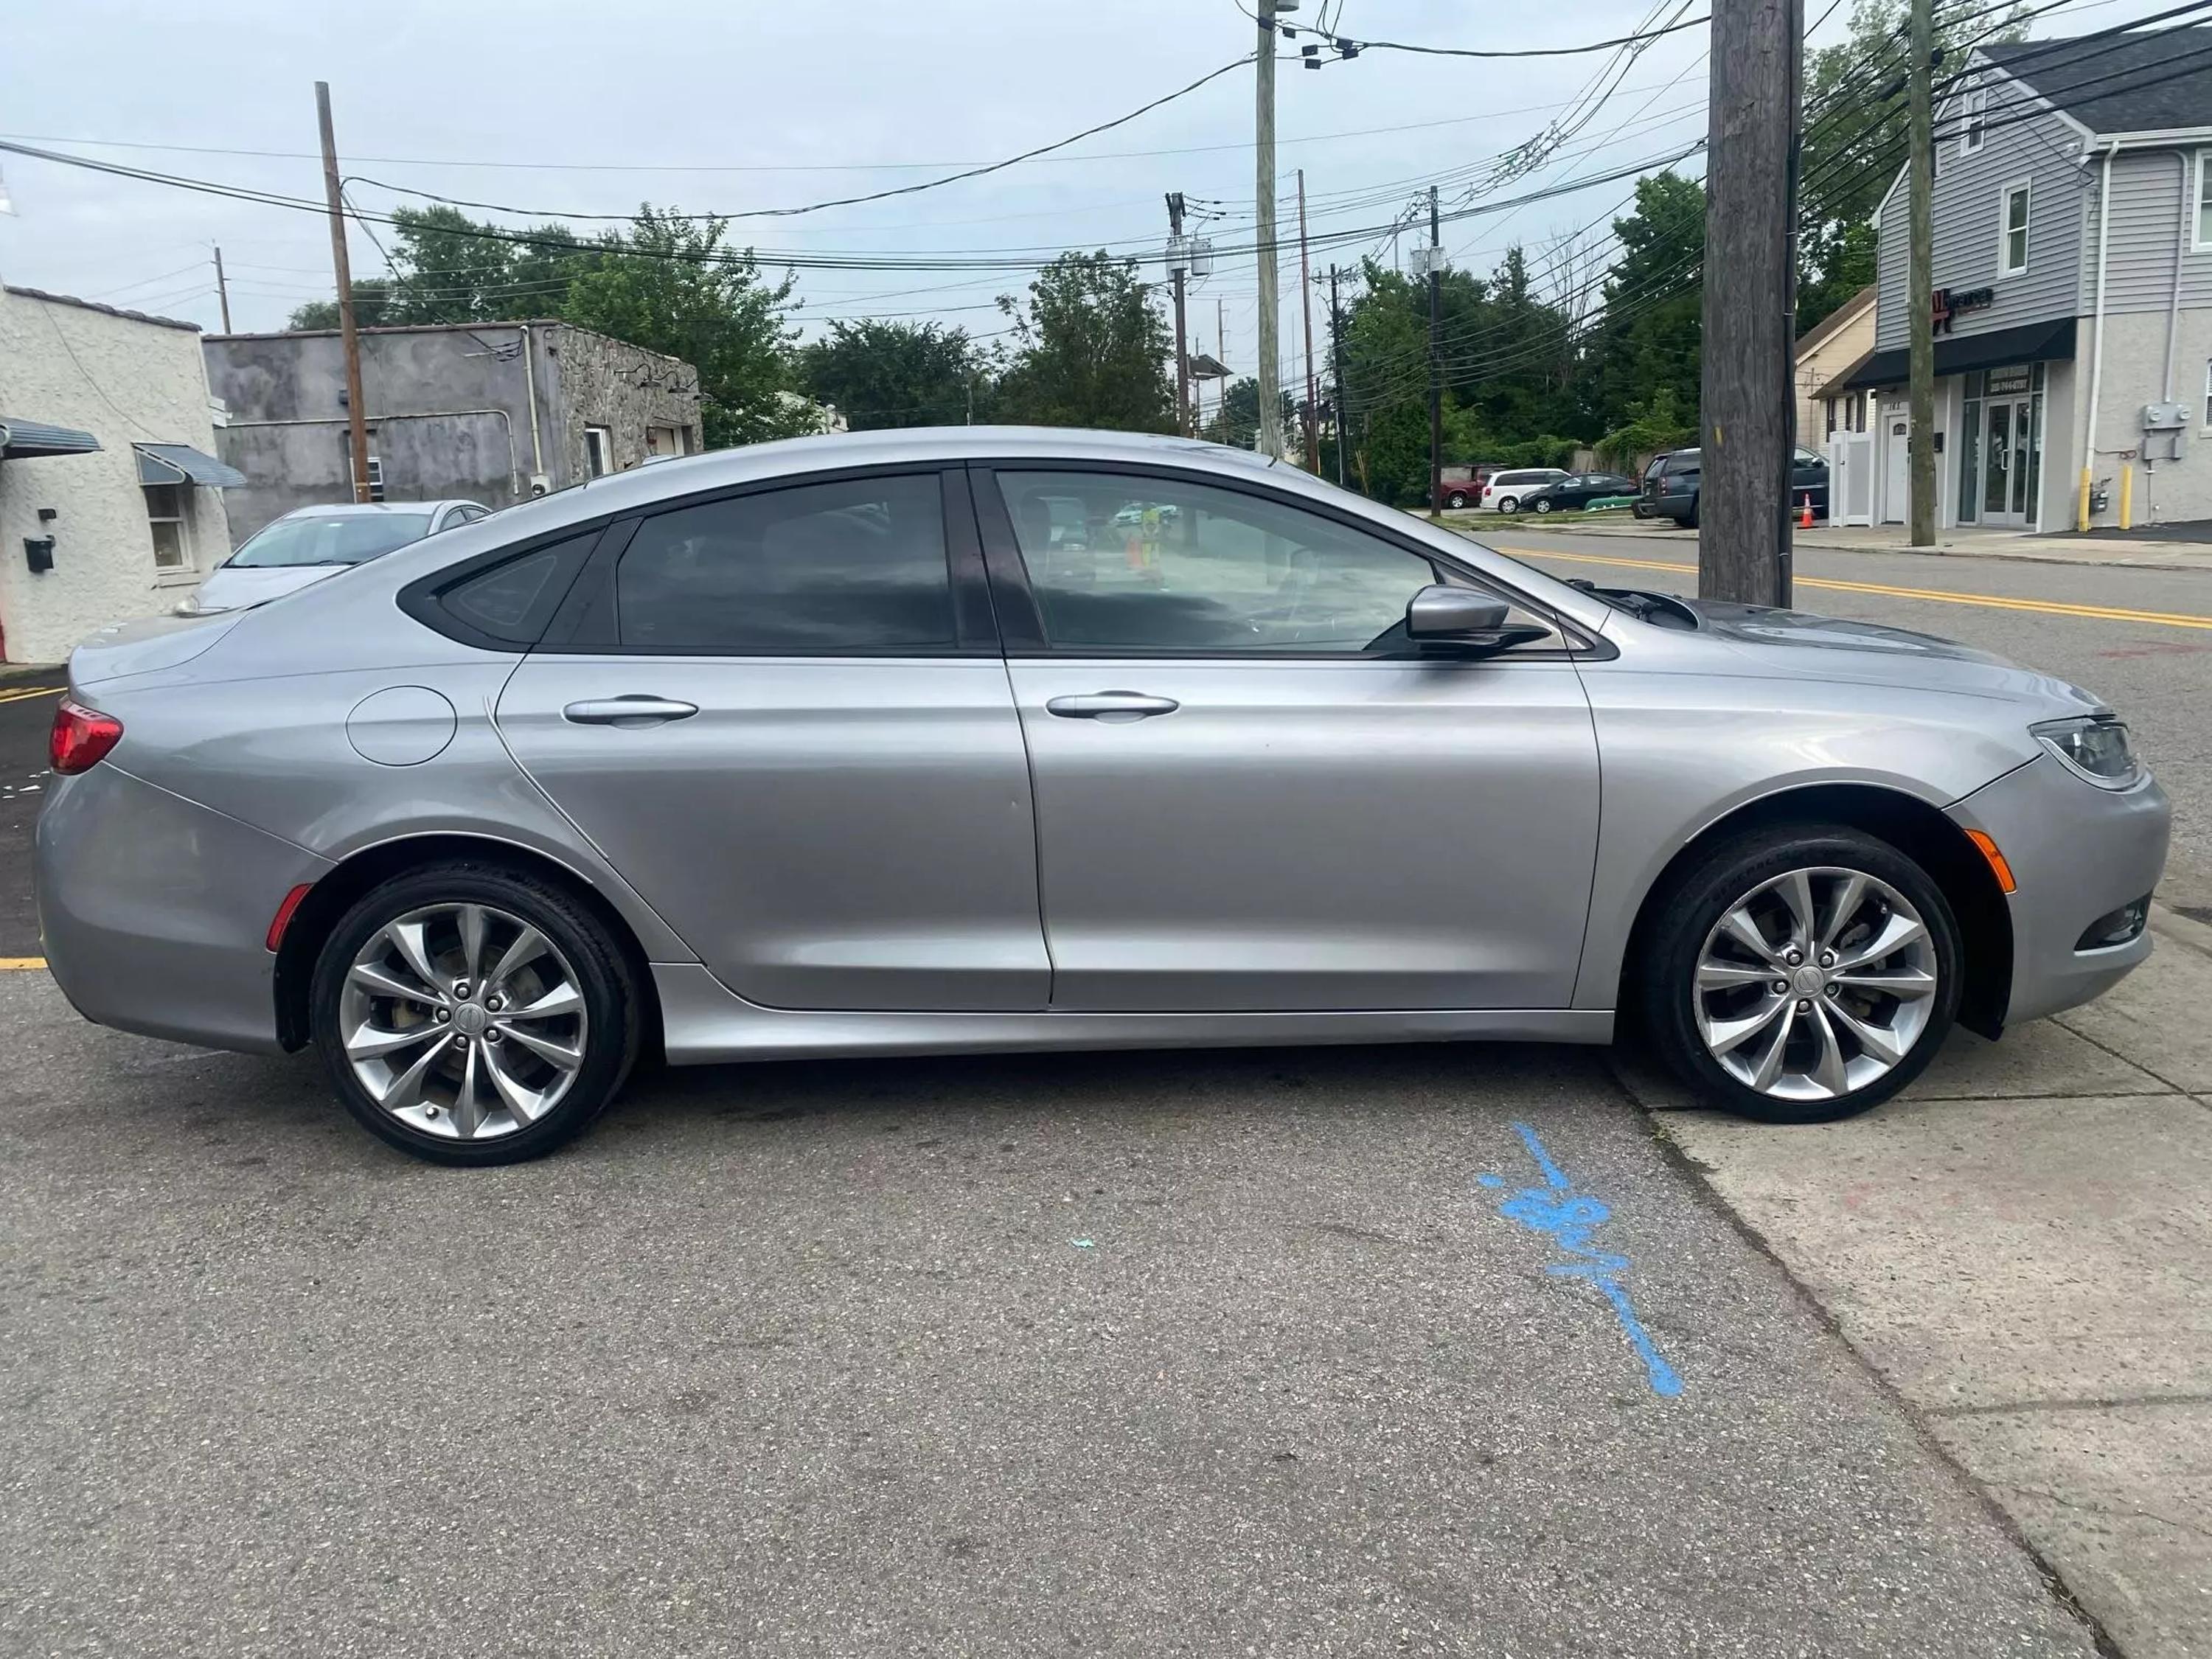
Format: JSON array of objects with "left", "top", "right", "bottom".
[{"left": 1882, "top": 415, "right": 1910, "bottom": 523}]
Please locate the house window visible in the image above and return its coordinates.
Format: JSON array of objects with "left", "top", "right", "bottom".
[
  {"left": 144, "top": 484, "right": 190, "bottom": 569},
  {"left": 1826, "top": 398, "right": 1839, "bottom": 438},
  {"left": 2202, "top": 358, "right": 2212, "bottom": 428},
  {"left": 2000, "top": 183, "right": 2031, "bottom": 276},
  {"left": 585, "top": 425, "right": 613, "bottom": 477},
  {"left": 2196, "top": 150, "right": 2212, "bottom": 251},
  {"left": 1963, "top": 83, "right": 1987, "bottom": 155}
]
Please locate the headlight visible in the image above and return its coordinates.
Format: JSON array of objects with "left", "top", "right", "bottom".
[{"left": 2032, "top": 715, "right": 2140, "bottom": 788}]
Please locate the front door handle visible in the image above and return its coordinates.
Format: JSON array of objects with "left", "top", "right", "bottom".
[
  {"left": 1045, "top": 691, "right": 1180, "bottom": 720},
  {"left": 562, "top": 695, "right": 700, "bottom": 727}
]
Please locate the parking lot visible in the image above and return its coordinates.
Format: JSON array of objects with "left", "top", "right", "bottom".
[{"left": 1, "top": 575, "right": 2208, "bottom": 1655}]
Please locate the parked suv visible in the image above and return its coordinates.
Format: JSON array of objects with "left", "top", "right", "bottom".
[
  {"left": 1640, "top": 448, "right": 1829, "bottom": 529},
  {"left": 1480, "top": 467, "right": 1571, "bottom": 513}
]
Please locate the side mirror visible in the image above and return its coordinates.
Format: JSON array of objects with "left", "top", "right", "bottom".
[{"left": 1405, "top": 585, "right": 1552, "bottom": 655}]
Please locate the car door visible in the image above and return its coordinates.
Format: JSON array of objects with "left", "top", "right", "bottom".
[
  {"left": 493, "top": 466, "right": 1050, "bottom": 1012},
  {"left": 976, "top": 462, "right": 1601, "bottom": 1014}
]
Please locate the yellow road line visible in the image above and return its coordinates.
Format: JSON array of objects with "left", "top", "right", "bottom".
[
  {"left": 0, "top": 684, "right": 63, "bottom": 704},
  {"left": 1500, "top": 546, "right": 2212, "bottom": 633},
  {"left": 0, "top": 958, "right": 47, "bottom": 971}
]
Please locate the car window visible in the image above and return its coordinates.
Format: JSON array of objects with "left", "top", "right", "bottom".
[
  {"left": 616, "top": 474, "right": 953, "bottom": 653},
  {"left": 997, "top": 470, "right": 1449, "bottom": 653},
  {"left": 226, "top": 512, "right": 434, "bottom": 568},
  {"left": 436, "top": 532, "right": 599, "bottom": 645}
]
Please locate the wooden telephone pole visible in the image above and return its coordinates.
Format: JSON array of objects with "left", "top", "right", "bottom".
[
  {"left": 1907, "top": 0, "right": 1937, "bottom": 546},
  {"left": 1698, "top": 0, "right": 1804, "bottom": 605},
  {"left": 212, "top": 245, "right": 232, "bottom": 334},
  {"left": 315, "top": 81, "right": 373, "bottom": 505},
  {"left": 1166, "top": 192, "right": 1192, "bottom": 437},
  {"left": 1255, "top": 0, "right": 1284, "bottom": 458},
  {"left": 1426, "top": 186, "right": 1442, "bottom": 520}
]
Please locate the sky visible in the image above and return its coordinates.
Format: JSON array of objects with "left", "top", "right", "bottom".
[{"left": 0, "top": 0, "right": 2181, "bottom": 395}]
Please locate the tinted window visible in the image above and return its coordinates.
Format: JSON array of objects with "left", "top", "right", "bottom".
[
  {"left": 998, "top": 470, "right": 1441, "bottom": 653},
  {"left": 439, "top": 532, "right": 597, "bottom": 644},
  {"left": 617, "top": 475, "right": 953, "bottom": 653}
]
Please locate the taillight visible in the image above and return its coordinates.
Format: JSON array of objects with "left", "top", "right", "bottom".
[{"left": 49, "top": 698, "right": 124, "bottom": 774}]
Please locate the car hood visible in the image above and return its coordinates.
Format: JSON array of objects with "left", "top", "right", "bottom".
[
  {"left": 1660, "top": 596, "right": 2110, "bottom": 718},
  {"left": 185, "top": 563, "right": 349, "bottom": 613}
]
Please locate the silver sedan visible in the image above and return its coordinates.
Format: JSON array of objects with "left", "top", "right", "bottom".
[{"left": 35, "top": 429, "right": 2168, "bottom": 1165}]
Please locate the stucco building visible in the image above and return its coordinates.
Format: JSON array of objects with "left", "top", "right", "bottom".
[
  {"left": 203, "top": 321, "right": 704, "bottom": 543},
  {"left": 0, "top": 285, "right": 241, "bottom": 664},
  {"left": 1829, "top": 30, "right": 2212, "bottom": 529}
]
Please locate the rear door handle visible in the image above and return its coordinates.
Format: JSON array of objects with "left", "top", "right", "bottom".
[
  {"left": 562, "top": 695, "right": 700, "bottom": 727},
  {"left": 1045, "top": 691, "right": 1180, "bottom": 720}
]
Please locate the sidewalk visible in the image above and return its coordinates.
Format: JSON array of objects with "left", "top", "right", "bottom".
[
  {"left": 1454, "top": 509, "right": 2212, "bottom": 571},
  {"left": 1621, "top": 903, "right": 2212, "bottom": 1659}
]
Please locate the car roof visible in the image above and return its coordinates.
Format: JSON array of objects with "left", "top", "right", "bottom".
[{"left": 274, "top": 501, "right": 473, "bottom": 521}]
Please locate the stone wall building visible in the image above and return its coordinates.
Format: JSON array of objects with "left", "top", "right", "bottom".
[
  {"left": 0, "top": 285, "right": 241, "bottom": 664},
  {"left": 203, "top": 321, "right": 703, "bottom": 544}
]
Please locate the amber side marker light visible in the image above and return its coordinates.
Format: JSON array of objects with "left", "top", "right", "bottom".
[{"left": 1964, "top": 829, "right": 2017, "bottom": 894}]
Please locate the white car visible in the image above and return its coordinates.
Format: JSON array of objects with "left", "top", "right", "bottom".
[
  {"left": 1481, "top": 468, "right": 1572, "bottom": 514},
  {"left": 177, "top": 501, "right": 493, "bottom": 616}
]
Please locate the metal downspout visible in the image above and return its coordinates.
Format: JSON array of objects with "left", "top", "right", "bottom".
[
  {"left": 2080, "top": 140, "right": 2120, "bottom": 530},
  {"left": 518, "top": 324, "right": 546, "bottom": 490}
]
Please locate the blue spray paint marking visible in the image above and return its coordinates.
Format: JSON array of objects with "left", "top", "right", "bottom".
[{"left": 1478, "top": 1121, "right": 1684, "bottom": 1398}]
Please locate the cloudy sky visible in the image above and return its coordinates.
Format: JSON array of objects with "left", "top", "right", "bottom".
[{"left": 0, "top": 0, "right": 2175, "bottom": 386}]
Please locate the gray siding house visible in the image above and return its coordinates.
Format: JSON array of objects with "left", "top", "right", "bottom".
[
  {"left": 204, "top": 321, "right": 704, "bottom": 544},
  {"left": 1832, "top": 29, "right": 2212, "bottom": 531}
]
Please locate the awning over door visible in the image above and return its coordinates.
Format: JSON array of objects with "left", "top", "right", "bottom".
[
  {"left": 0, "top": 417, "right": 101, "bottom": 459},
  {"left": 133, "top": 442, "right": 247, "bottom": 488},
  {"left": 1831, "top": 317, "right": 2077, "bottom": 392}
]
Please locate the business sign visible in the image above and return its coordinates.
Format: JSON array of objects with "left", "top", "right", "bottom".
[
  {"left": 1983, "top": 364, "right": 2033, "bottom": 396},
  {"left": 1932, "top": 285, "right": 1995, "bottom": 335}
]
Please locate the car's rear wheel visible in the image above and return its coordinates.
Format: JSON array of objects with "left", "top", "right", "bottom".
[
  {"left": 1533, "top": 497, "right": 1555, "bottom": 513},
  {"left": 1498, "top": 496, "right": 1520, "bottom": 514},
  {"left": 1641, "top": 826, "right": 1961, "bottom": 1124},
  {"left": 309, "top": 863, "right": 641, "bottom": 1165}
]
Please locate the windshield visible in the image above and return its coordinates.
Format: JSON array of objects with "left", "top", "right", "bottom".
[{"left": 226, "top": 512, "right": 435, "bottom": 569}]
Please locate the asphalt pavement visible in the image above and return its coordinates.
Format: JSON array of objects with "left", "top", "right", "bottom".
[
  {"left": 0, "top": 675, "right": 62, "bottom": 959},
  {"left": 0, "top": 970, "right": 2099, "bottom": 1658}
]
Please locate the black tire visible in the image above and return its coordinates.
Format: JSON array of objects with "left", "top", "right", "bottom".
[
  {"left": 1532, "top": 497, "right": 1555, "bottom": 513},
  {"left": 1638, "top": 824, "right": 1962, "bottom": 1124},
  {"left": 1683, "top": 495, "right": 1700, "bottom": 529},
  {"left": 1446, "top": 490, "right": 1469, "bottom": 509},
  {"left": 1498, "top": 496, "right": 1519, "bottom": 514},
  {"left": 310, "top": 861, "right": 641, "bottom": 1166}
]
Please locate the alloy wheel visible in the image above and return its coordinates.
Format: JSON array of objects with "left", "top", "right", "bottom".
[
  {"left": 1691, "top": 865, "right": 1938, "bottom": 1102},
  {"left": 338, "top": 902, "right": 589, "bottom": 1141}
]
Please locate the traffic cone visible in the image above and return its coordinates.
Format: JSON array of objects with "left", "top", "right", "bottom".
[{"left": 1798, "top": 492, "right": 1814, "bottom": 529}]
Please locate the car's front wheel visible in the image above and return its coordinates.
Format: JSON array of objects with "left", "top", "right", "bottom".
[
  {"left": 1640, "top": 826, "right": 1961, "bottom": 1124},
  {"left": 1532, "top": 497, "right": 1555, "bottom": 514},
  {"left": 309, "top": 862, "right": 641, "bottom": 1164}
]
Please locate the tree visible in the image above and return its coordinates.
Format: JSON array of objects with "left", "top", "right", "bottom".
[
  {"left": 995, "top": 252, "right": 1174, "bottom": 433},
  {"left": 1585, "top": 172, "right": 1705, "bottom": 437},
  {"left": 1199, "top": 375, "right": 1293, "bottom": 451},
  {"left": 557, "top": 206, "right": 810, "bottom": 448},
  {"left": 285, "top": 276, "right": 394, "bottom": 331},
  {"left": 798, "top": 319, "right": 985, "bottom": 429}
]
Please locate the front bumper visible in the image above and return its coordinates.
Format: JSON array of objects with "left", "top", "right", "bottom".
[
  {"left": 35, "top": 764, "right": 332, "bottom": 1054},
  {"left": 1948, "top": 754, "right": 2170, "bottom": 1026}
]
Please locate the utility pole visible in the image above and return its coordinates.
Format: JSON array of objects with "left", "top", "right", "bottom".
[
  {"left": 315, "top": 81, "right": 372, "bottom": 506},
  {"left": 1427, "top": 185, "right": 1442, "bottom": 520},
  {"left": 1298, "top": 170, "right": 1318, "bottom": 473},
  {"left": 212, "top": 244, "right": 232, "bottom": 334},
  {"left": 1255, "top": 0, "right": 1285, "bottom": 458},
  {"left": 1698, "top": 0, "right": 1802, "bottom": 605},
  {"left": 1217, "top": 297, "right": 1228, "bottom": 438},
  {"left": 1166, "top": 192, "right": 1192, "bottom": 437},
  {"left": 1907, "top": 0, "right": 1937, "bottom": 546},
  {"left": 1328, "top": 263, "right": 1348, "bottom": 487}
]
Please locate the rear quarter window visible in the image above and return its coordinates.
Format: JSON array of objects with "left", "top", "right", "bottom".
[{"left": 402, "top": 529, "right": 600, "bottom": 650}]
